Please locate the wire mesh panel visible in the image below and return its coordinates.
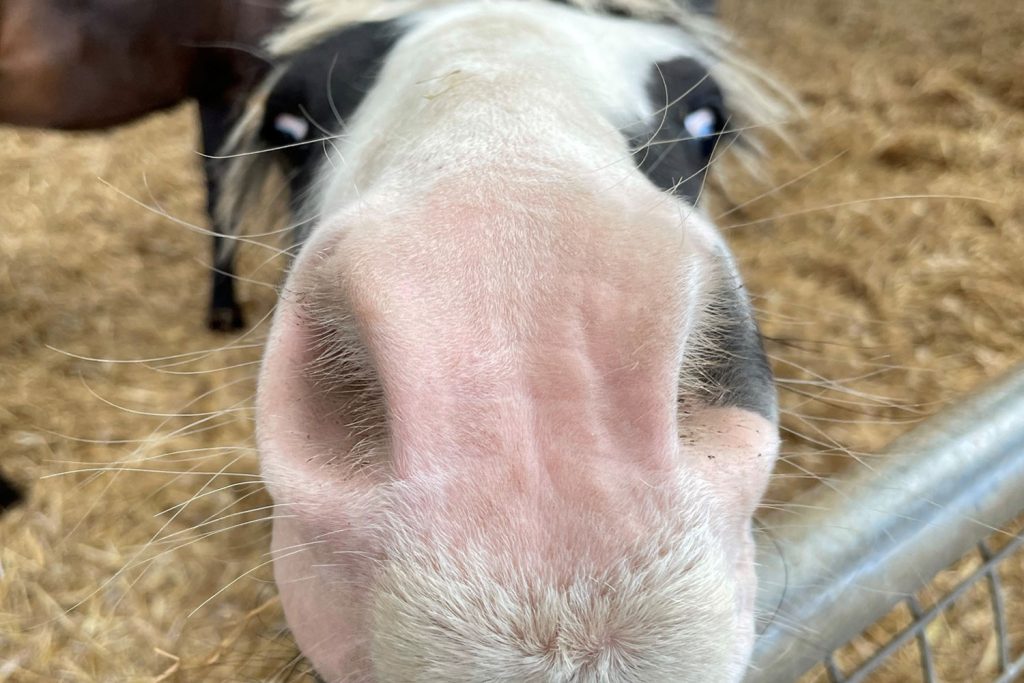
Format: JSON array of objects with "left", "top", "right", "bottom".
[
  {"left": 820, "top": 532, "right": 1024, "bottom": 683},
  {"left": 747, "top": 364, "right": 1024, "bottom": 683}
]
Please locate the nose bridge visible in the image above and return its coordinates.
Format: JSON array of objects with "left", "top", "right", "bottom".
[{"left": 313, "top": 186, "right": 709, "bottom": 476}]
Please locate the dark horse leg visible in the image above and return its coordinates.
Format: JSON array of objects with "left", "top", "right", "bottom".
[
  {"left": 199, "top": 99, "right": 246, "bottom": 331},
  {"left": 0, "top": 474, "right": 22, "bottom": 511}
]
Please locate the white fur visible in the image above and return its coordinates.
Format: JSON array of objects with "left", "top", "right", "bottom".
[
  {"left": 307, "top": 2, "right": 704, "bottom": 220},
  {"left": 219, "top": 0, "right": 794, "bottom": 245},
  {"left": 371, "top": 477, "right": 743, "bottom": 682}
]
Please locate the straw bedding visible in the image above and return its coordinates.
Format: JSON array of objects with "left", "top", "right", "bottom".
[{"left": 1, "top": 0, "right": 1022, "bottom": 680}]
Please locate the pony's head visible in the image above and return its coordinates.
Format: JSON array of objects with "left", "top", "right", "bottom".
[{"left": 222, "top": 1, "right": 787, "bottom": 680}]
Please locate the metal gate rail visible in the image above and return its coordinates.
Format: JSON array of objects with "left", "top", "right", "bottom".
[{"left": 746, "top": 364, "right": 1024, "bottom": 682}]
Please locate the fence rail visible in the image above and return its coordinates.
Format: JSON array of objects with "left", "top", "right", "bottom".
[{"left": 746, "top": 364, "right": 1024, "bottom": 682}]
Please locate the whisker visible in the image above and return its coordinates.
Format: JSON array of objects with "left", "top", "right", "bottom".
[
  {"left": 188, "top": 545, "right": 311, "bottom": 618},
  {"left": 716, "top": 149, "right": 849, "bottom": 218},
  {"left": 723, "top": 193, "right": 997, "bottom": 230},
  {"left": 200, "top": 132, "right": 350, "bottom": 160}
]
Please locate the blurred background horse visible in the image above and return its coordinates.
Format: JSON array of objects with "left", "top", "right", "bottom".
[{"left": 0, "top": 0, "right": 286, "bottom": 330}]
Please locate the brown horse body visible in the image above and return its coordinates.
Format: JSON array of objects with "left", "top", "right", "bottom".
[
  {"left": 0, "top": 0, "right": 287, "bottom": 329},
  {"left": 0, "top": 0, "right": 286, "bottom": 509}
]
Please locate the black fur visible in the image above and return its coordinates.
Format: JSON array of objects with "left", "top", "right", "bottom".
[
  {"left": 691, "top": 263, "right": 777, "bottom": 422},
  {"left": 259, "top": 20, "right": 402, "bottom": 241}
]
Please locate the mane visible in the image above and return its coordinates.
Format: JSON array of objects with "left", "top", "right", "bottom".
[{"left": 216, "top": 0, "right": 797, "bottom": 255}]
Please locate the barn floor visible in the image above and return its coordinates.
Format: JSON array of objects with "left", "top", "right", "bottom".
[{"left": 2, "top": 0, "right": 1023, "bottom": 681}]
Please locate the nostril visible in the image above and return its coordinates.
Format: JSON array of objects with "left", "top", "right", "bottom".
[
  {"left": 257, "top": 302, "right": 391, "bottom": 683},
  {"left": 257, "top": 298, "right": 387, "bottom": 497}
]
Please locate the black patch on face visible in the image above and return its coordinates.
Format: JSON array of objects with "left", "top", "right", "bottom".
[
  {"left": 687, "top": 263, "right": 776, "bottom": 422},
  {"left": 634, "top": 57, "right": 728, "bottom": 204},
  {"left": 259, "top": 20, "right": 403, "bottom": 217}
]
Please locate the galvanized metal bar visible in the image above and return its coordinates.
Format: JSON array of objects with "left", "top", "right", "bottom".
[
  {"left": 979, "top": 541, "right": 1011, "bottom": 673},
  {"left": 746, "top": 364, "right": 1024, "bottom": 683},
  {"left": 907, "top": 597, "right": 936, "bottom": 683},
  {"left": 994, "top": 654, "right": 1024, "bottom": 683},
  {"left": 824, "top": 654, "right": 844, "bottom": 683},
  {"left": 839, "top": 533, "right": 1024, "bottom": 683}
]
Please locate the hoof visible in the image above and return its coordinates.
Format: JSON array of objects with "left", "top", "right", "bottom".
[
  {"left": 0, "top": 475, "right": 22, "bottom": 512},
  {"left": 207, "top": 304, "right": 246, "bottom": 332}
]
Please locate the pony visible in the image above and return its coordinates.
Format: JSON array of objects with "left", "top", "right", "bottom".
[
  {"left": 219, "top": 0, "right": 790, "bottom": 679},
  {"left": 0, "top": 0, "right": 286, "bottom": 329}
]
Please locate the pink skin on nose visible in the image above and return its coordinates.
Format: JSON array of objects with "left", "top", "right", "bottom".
[
  {"left": 258, "top": 182, "right": 778, "bottom": 679},
  {"left": 681, "top": 404, "right": 778, "bottom": 661}
]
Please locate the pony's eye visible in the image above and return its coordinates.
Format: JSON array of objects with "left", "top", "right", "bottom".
[
  {"left": 683, "top": 107, "right": 717, "bottom": 139},
  {"left": 274, "top": 113, "right": 311, "bottom": 142}
]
